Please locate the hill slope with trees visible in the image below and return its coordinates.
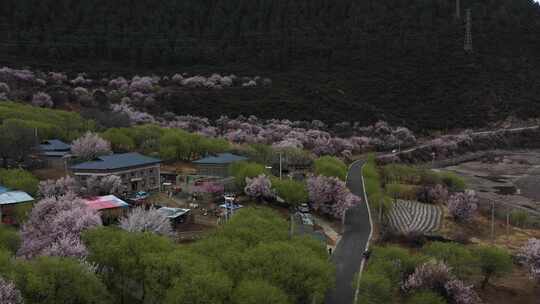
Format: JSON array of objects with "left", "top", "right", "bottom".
[{"left": 0, "top": 0, "right": 539, "bottom": 130}]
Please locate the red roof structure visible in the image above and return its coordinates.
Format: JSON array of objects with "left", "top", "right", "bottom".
[{"left": 82, "top": 195, "right": 129, "bottom": 211}]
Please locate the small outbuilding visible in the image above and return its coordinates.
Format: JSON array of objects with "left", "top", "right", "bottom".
[
  {"left": 157, "top": 207, "right": 192, "bottom": 227},
  {"left": 38, "top": 139, "right": 71, "bottom": 169},
  {"left": 82, "top": 195, "right": 130, "bottom": 221},
  {"left": 0, "top": 188, "right": 34, "bottom": 225},
  {"left": 193, "top": 153, "right": 247, "bottom": 178}
]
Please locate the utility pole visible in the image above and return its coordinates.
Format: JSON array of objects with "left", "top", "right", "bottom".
[
  {"left": 490, "top": 201, "right": 495, "bottom": 242},
  {"left": 289, "top": 208, "right": 294, "bottom": 239},
  {"left": 379, "top": 198, "right": 383, "bottom": 222},
  {"left": 506, "top": 207, "right": 510, "bottom": 236},
  {"left": 456, "top": 0, "right": 461, "bottom": 19},
  {"left": 279, "top": 152, "right": 283, "bottom": 180},
  {"left": 464, "top": 9, "right": 473, "bottom": 52}
]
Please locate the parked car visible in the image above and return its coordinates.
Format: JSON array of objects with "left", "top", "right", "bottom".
[
  {"left": 297, "top": 203, "right": 310, "bottom": 213},
  {"left": 296, "top": 212, "right": 314, "bottom": 226},
  {"left": 135, "top": 191, "right": 149, "bottom": 199}
]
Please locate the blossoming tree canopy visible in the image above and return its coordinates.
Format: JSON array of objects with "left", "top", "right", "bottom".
[
  {"left": 307, "top": 175, "right": 361, "bottom": 218},
  {"left": 71, "top": 132, "right": 112, "bottom": 160},
  {"left": 18, "top": 192, "right": 102, "bottom": 259}
]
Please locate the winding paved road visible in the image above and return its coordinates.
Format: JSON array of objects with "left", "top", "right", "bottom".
[{"left": 325, "top": 160, "right": 373, "bottom": 304}]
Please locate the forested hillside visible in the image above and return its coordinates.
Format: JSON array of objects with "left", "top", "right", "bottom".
[{"left": 1, "top": 0, "right": 539, "bottom": 130}]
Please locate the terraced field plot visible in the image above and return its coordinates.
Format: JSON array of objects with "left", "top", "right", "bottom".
[{"left": 388, "top": 200, "right": 442, "bottom": 235}]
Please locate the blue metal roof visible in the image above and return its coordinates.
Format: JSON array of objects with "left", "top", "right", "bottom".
[
  {"left": 43, "top": 151, "right": 69, "bottom": 158},
  {"left": 0, "top": 191, "right": 34, "bottom": 205},
  {"left": 193, "top": 153, "right": 247, "bottom": 165},
  {"left": 40, "top": 139, "right": 71, "bottom": 152},
  {"left": 71, "top": 152, "right": 161, "bottom": 171},
  {"left": 0, "top": 186, "right": 10, "bottom": 194}
]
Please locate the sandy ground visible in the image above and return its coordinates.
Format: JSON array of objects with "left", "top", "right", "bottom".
[{"left": 442, "top": 150, "right": 540, "bottom": 215}]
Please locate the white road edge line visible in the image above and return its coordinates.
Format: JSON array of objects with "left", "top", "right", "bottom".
[{"left": 352, "top": 161, "right": 374, "bottom": 304}]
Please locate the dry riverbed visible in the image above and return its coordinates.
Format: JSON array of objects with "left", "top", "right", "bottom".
[{"left": 441, "top": 150, "right": 540, "bottom": 216}]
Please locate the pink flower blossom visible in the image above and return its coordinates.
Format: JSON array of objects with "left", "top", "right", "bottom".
[
  {"left": 119, "top": 207, "right": 174, "bottom": 237},
  {"left": 0, "top": 67, "right": 35, "bottom": 82},
  {"left": 447, "top": 190, "right": 478, "bottom": 222},
  {"left": 48, "top": 72, "right": 67, "bottom": 84},
  {"left": 194, "top": 182, "right": 224, "bottom": 194},
  {"left": 0, "top": 82, "right": 10, "bottom": 93},
  {"left": 38, "top": 176, "right": 81, "bottom": 198},
  {"left": 18, "top": 192, "right": 102, "bottom": 259},
  {"left": 71, "top": 74, "right": 92, "bottom": 86},
  {"left": 71, "top": 132, "right": 112, "bottom": 160},
  {"left": 445, "top": 279, "right": 482, "bottom": 304},
  {"left": 519, "top": 238, "right": 540, "bottom": 283},
  {"left": 32, "top": 92, "right": 53, "bottom": 108},
  {"left": 244, "top": 175, "right": 274, "bottom": 200},
  {"left": 129, "top": 76, "right": 155, "bottom": 93},
  {"left": 402, "top": 260, "right": 453, "bottom": 293},
  {"left": 307, "top": 175, "right": 361, "bottom": 218},
  {"left": 0, "top": 277, "right": 23, "bottom": 304}
]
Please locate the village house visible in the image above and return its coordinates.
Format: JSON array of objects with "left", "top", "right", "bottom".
[
  {"left": 70, "top": 152, "right": 161, "bottom": 193},
  {"left": 192, "top": 153, "right": 247, "bottom": 178},
  {"left": 0, "top": 185, "right": 34, "bottom": 225},
  {"left": 37, "top": 139, "right": 71, "bottom": 169},
  {"left": 82, "top": 195, "right": 130, "bottom": 223}
]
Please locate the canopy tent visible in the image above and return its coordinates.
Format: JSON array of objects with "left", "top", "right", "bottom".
[
  {"left": 0, "top": 191, "right": 34, "bottom": 206},
  {"left": 82, "top": 195, "right": 129, "bottom": 211},
  {"left": 157, "top": 207, "right": 190, "bottom": 219}
]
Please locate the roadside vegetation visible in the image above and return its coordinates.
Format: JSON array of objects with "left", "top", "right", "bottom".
[
  {"left": 0, "top": 169, "right": 38, "bottom": 196},
  {"left": 357, "top": 242, "right": 515, "bottom": 304},
  {"left": 0, "top": 207, "right": 334, "bottom": 304},
  {"left": 314, "top": 156, "right": 347, "bottom": 181}
]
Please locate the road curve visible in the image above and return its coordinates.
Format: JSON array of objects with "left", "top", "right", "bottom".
[{"left": 325, "top": 160, "right": 373, "bottom": 304}]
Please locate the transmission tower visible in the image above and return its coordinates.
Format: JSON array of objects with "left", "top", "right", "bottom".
[
  {"left": 456, "top": 0, "right": 461, "bottom": 19},
  {"left": 464, "top": 9, "right": 473, "bottom": 52}
]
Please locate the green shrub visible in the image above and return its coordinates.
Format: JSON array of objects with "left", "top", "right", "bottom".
[
  {"left": 363, "top": 156, "right": 381, "bottom": 197},
  {"left": 369, "top": 193, "right": 394, "bottom": 219},
  {"left": 406, "top": 291, "right": 447, "bottom": 304},
  {"left": 363, "top": 155, "right": 394, "bottom": 217},
  {"left": 382, "top": 164, "right": 423, "bottom": 184},
  {"left": 159, "top": 128, "right": 230, "bottom": 161},
  {"left": 0, "top": 225, "right": 20, "bottom": 253},
  {"left": 243, "top": 144, "right": 274, "bottom": 164},
  {"left": 101, "top": 128, "right": 135, "bottom": 152},
  {"left": 438, "top": 172, "right": 465, "bottom": 192},
  {"left": 314, "top": 156, "right": 347, "bottom": 180},
  {"left": 0, "top": 101, "right": 93, "bottom": 140},
  {"left": 422, "top": 242, "right": 477, "bottom": 279},
  {"left": 385, "top": 183, "right": 419, "bottom": 201},
  {"left": 231, "top": 279, "right": 291, "bottom": 304},
  {"left": 0, "top": 169, "right": 39, "bottom": 195},
  {"left": 271, "top": 178, "right": 308, "bottom": 207},
  {"left": 230, "top": 162, "right": 270, "bottom": 188},
  {"left": 419, "top": 170, "right": 443, "bottom": 186},
  {"left": 12, "top": 202, "right": 33, "bottom": 225},
  {"left": 509, "top": 210, "right": 529, "bottom": 228},
  {"left": 356, "top": 272, "right": 393, "bottom": 304},
  {"left": 380, "top": 163, "right": 466, "bottom": 193},
  {"left": 368, "top": 245, "right": 427, "bottom": 286},
  {"left": 473, "top": 246, "right": 513, "bottom": 289}
]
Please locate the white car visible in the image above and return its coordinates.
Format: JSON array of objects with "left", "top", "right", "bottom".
[
  {"left": 297, "top": 203, "right": 310, "bottom": 213},
  {"left": 297, "top": 212, "right": 314, "bottom": 226}
]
